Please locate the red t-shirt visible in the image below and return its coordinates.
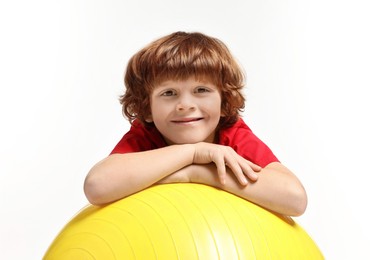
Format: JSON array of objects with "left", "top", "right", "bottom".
[{"left": 110, "top": 118, "right": 279, "bottom": 167}]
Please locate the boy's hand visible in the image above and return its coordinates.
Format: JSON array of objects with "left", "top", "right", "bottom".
[{"left": 192, "top": 142, "right": 261, "bottom": 185}]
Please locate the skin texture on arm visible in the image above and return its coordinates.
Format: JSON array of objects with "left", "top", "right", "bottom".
[
  {"left": 84, "top": 142, "right": 260, "bottom": 206},
  {"left": 159, "top": 162, "right": 307, "bottom": 216},
  {"left": 84, "top": 144, "right": 194, "bottom": 205},
  {"left": 85, "top": 141, "right": 306, "bottom": 216}
]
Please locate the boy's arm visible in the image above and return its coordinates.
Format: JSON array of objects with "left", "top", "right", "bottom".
[
  {"left": 84, "top": 141, "right": 306, "bottom": 216},
  {"left": 84, "top": 144, "right": 194, "bottom": 205},
  {"left": 84, "top": 142, "right": 260, "bottom": 205},
  {"left": 162, "top": 162, "right": 307, "bottom": 216}
]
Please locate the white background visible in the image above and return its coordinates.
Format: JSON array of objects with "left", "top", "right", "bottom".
[{"left": 1, "top": 0, "right": 369, "bottom": 259}]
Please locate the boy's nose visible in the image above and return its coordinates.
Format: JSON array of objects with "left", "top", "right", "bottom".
[{"left": 176, "top": 96, "right": 196, "bottom": 111}]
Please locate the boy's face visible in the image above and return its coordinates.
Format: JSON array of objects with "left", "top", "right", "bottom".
[{"left": 149, "top": 78, "right": 222, "bottom": 145}]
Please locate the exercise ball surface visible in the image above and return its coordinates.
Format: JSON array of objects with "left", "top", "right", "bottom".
[{"left": 44, "top": 183, "right": 323, "bottom": 259}]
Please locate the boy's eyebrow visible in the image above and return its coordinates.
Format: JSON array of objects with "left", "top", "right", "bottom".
[
  {"left": 153, "top": 83, "right": 172, "bottom": 90},
  {"left": 152, "top": 84, "right": 174, "bottom": 93}
]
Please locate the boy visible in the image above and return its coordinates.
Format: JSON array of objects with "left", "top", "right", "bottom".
[{"left": 84, "top": 31, "right": 307, "bottom": 216}]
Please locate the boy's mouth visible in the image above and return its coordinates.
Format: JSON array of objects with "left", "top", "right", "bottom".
[{"left": 171, "top": 117, "right": 203, "bottom": 123}]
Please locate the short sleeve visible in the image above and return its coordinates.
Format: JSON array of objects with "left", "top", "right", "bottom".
[
  {"left": 110, "top": 121, "right": 167, "bottom": 155},
  {"left": 218, "top": 119, "right": 279, "bottom": 167}
]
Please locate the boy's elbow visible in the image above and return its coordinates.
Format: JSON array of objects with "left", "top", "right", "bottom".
[
  {"left": 84, "top": 174, "right": 107, "bottom": 206},
  {"left": 289, "top": 185, "right": 308, "bottom": 217}
]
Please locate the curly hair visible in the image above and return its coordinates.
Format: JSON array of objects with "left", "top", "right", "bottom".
[{"left": 120, "top": 31, "right": 246, "bottom": 129}]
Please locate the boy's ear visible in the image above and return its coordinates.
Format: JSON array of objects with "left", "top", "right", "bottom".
[{"left": 145, "top": 115, "right": 153, "bottom": 123}]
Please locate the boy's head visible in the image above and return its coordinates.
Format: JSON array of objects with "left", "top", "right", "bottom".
[{"left": 120, "top": 31, "right": 245, "bottom": 129}]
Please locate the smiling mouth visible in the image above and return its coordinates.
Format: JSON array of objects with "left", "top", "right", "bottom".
[{"left": 171, "top": 118, "right": 203, "bottom": 123}]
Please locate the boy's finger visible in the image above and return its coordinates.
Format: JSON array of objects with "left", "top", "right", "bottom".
[
  {"left": 225, "top": 159, "right": 248, "bottom": 185},
  {"left": 213, "top": 156, "right": 227, "bottom": 185},
  {"left": 242, "top": 165, "right": 258, "bottom": 181}
]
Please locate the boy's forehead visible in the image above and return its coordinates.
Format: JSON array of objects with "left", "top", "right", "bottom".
[
  {"left": 154, "top": 77, "right": 216, "bottom": 87},
  {"left": 154, "top": 74, "right": 218, "bottom": 86}
]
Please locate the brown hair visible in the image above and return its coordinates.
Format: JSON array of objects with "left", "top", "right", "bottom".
[{"left": 120, "top": 31, "right": 246, "bottom": 129}]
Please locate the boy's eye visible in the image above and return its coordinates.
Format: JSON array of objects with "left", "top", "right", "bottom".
[
  {"left": 161, "top": 90, "right": 176, "bottom": 96},
  {"left": 195, "top": 87, "right": 210, "bottom": 93}
]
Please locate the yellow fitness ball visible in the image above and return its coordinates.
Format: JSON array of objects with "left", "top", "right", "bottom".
[{"left": 44, "top": 184, "right": 323, "bottom": 259}]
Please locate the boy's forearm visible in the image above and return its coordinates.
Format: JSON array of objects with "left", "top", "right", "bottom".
[
  {"left": 84, "top": 144, "right": 195, "bottom": 205},
  {"left": 84, "top": 142, "right": 307, "bottom": 216},
  {"left": 188, "top": 163, "right": 307, "bottom": 216}
]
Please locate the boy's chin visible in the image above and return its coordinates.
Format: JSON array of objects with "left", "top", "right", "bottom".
[{"left": 165, "top": 136, "right": 214, "bottom": 145}]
